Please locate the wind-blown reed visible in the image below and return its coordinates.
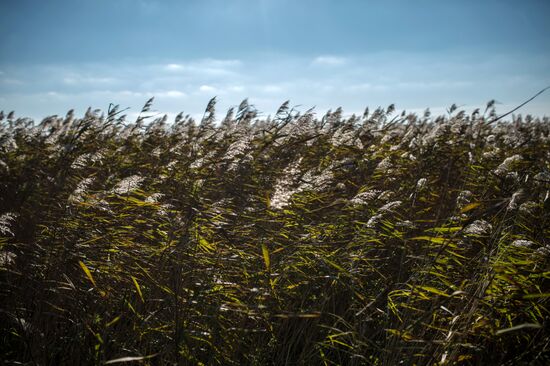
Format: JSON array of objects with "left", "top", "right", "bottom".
[{"left": 1, "top": 98, "right": 549, "bottom": 365}]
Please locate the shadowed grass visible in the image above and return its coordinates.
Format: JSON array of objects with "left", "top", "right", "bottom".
[{"left": 0, "top": 100, "right": 549, "bottom": 365}]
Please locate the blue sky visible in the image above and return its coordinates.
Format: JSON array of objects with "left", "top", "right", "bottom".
[{"left": 1, "top": 0, "right": 549, "bottom": 121}]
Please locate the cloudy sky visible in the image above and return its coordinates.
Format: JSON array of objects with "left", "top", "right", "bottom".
[{"left": 1, "top": 0, "right": 549, "bottom": 121}]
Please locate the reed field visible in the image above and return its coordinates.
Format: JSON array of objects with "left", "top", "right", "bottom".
[{"left": 0, "top": 98, "right": 549, "bottom": 365}]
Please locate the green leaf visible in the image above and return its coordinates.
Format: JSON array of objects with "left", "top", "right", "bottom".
[
  {"left": 523, "top": 293, "right": 550, "bottom": 299},
  {"left": 198, "top": 235, "right": 215, "bottom": 252},
  {"left": 131, "top": 276, "right": 144, "bottom": 303},
  {"left": 261, "top": 243, "right": 270, "bottom": 271},
  {"left": 460, "top": 202, "right": 481, "bottom": 213},
  {"left": 79, "top": 260, "right": 97, "bottom": 287},
  {"left": 410, "top": 236, "right": 447, "bottom": 244},
  {"left": 418, "top": 286, "right": 449, "bottom": 297}
]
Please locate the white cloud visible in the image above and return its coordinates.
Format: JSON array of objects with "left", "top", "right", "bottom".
[
  {"left": 202, "top": 59, "right": 242, "bottom": 67},
  {"left": 1, "top": 78, "right": 24, "bottom": 85},
  {"left": 63, "top": 75, "right": 116, "bottom": 85},
  {"left": 395, "top": 81, "right": 472, "bottom": 90},
  {"left": 1, "top": 53, "right": 547, "bottom": 121},
  {"left": 162, "top": 59, "right": 241, "bottom": 76},
  {"left": 262, "top": 85, "right": 284, "bottom": 93},
  {"left": 199, "top": 85, "right": 217, "bottom": 93},
  {"left": 164, "top": 63, "right": 184, "bottom": 71},
  {"left": 348, "top": 83, "right": 374, "bottom": 91},
  {"left": 313, "top": 56, "right": 348, "bottom": 66},
  {"left": 195, "top": 67, "right": 236, "bottom": 77},
  {"left": 157, "top": 90, "right": 187, "bottom": 98},
  {"left": 228, "top": 85, "right": 245, "bottom": 92},
  {"left": 117, "top": 90, "right": 144, "bottom": 97}
]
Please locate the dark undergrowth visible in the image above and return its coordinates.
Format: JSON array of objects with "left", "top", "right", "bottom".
[{"left": 1, "top": 99, "right": 549, "bottom": 365}]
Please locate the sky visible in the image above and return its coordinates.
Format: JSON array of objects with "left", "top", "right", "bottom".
[{"left": 1, "top": 0, "right": 549, "bottom": 122}]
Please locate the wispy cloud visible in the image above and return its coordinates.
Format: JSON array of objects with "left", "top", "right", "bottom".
[
  {"left": 0, "top": 52, "right": 548, "bottom": 121},
  {"left": 162, "top": 59, "right": 242, "bottom": 76},
  {"left": 394, "top": 81, "right": 473, "bottom": 90},
  {"left": 199, "top": 85, "right": 216, "bottom": 93},
  {"left": 347, "top": 83, "right": 383, "bottom": 92},
  {"left": 227, "top": 85, "right": 245, "bottom": 92},
  {"left": 1, "top": 78, "right": 24, "bottom": 85},
  {"left": 312, "top": 56, "right": 348, "bottom": 66},
  {"left": 63, "top": 75, "right": 116, "bottom": 85},
  {"left": 261, "top": 84, "right": 284, "bottom": 93},
  {"left": 157, "top": 90, "right": 187, "bottom": 98},
  {"left": 164, "top": 63, "right": 184, "bottom": 71}
]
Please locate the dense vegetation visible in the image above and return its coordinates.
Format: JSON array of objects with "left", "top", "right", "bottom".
[{"left": 1, "top": 98, "right": 549, "bottom": 365}]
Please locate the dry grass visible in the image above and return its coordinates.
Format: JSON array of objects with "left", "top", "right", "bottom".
[{"left": 0, "top": 99, "right": 549, "bottom": 365}]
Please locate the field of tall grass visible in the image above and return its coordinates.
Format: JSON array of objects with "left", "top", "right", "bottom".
[{"left": 1, "top": 98, "right": 549, "bottom": 365}]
